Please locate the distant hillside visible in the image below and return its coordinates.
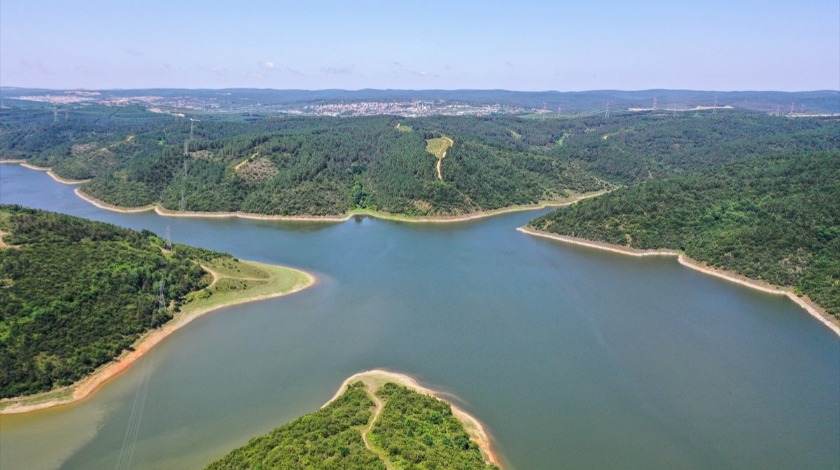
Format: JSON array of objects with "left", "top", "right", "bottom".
[
  {"left": 3, "top": 87, "right": 839, "bottom": 114},
  {"left": 2, "top": 105, "right": 837, "bottom": 218}
]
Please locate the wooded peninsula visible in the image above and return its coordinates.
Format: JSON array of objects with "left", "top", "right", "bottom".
[
  {"left": 0, "top": 205, "right": 313, "bottom": 409},
  {"left": 206, "top": 370, "right": 499, "bottom": 470}
]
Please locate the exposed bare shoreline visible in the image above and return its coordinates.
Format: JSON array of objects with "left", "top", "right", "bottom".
[
  {"left": 6, "top": 160, "right": 606, "bottom": 223},
  {"left": 1, "top": 161, "right": 91, "bottom": 185},
  {"left": 82, "top": 187, "right": 609, "bottom": 223},
  {"left": 518, "top": 227, "right": 840, "bottom": 336},
  {"left": 325, "top": 369, "right": 501, "bottom": 467},
  {"left": 0, "top": 263, "right": 316, "bottom": 415}
]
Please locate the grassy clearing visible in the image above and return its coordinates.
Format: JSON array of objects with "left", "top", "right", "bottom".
[
  {"left": 204, "top": 257, "right": 270, "bottom": 279},
  {"left": 395, "top": 123, "right": 413, "bottom": 132},
  {"left": 425, "top": 137, "right": 453, "bottom": 159},
  {"left": 181, "top": 258, "right": 312, "bottom": 315}
]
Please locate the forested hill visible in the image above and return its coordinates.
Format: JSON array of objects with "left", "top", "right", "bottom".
[
  {"left": 2, "top": 105, "right": 837, "bottom": 217},
  {"left": 529, "top": 152, "right": 840, "bottom": 318},
  {"left": 0, "top": 205, "right": 215, "bottom": 397},
  {"left": 206, "top": 381, "right": 498, "bottom": 470}
]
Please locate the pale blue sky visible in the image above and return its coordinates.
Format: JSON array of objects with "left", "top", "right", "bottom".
[{"left": 1, "top": 0, "right": 838, "bottom": 91}]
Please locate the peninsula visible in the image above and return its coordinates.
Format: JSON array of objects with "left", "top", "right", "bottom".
[
  {"left": 0, "top": 205, "right": 314, "bottom": 413},
  {"left": 206, "top": 370, "right": 499, "bottom": 469}
]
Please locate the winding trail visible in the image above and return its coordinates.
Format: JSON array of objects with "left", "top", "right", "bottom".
[
  {"left": 435, "top": 136, "right": 454, "bottom": 181},
  {"left": 360, "top": 389, "right": 395, "bottom": 470},
  {"left": 324, "top": 370, "right": 501, "bottom": 467},
  {"left": 199, "top": 264, "right": 268, "bottom": 290}
]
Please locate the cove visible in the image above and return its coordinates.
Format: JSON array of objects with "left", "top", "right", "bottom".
[{"left": 1, "top": 164, "right": 838, "bottom": 469}]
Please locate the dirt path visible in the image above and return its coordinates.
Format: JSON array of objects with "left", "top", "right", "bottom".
[
  {"left": 200, "top": 264, "right": 269, "bottom": 290},
  {"left": 0, "top": 230, "right": 6, "bottom": 248},
  {"left": 325, "top": 370, "right": 501, "bottom": 467},
  {"left": 360, "top": 389, "right": 394, "bottom": 470},
  {"left": 435, "top": 136, "right": 454, "bottom": 181},
  {"left": 234, "top": 152, "right": 259, "bottom": 171},
  {"left": 201, "top": 265, "right": 221, "bottom": 289}
]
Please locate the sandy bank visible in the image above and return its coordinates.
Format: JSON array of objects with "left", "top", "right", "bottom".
[
  {"left": 74, "top": 188, "right": 156, "bottom": 213},
  {"left": 0, "top": 262, "right": 316, "bottom": 415},
  {"left": 11, "top": 161, "right": 607, "bottom": 224},
  {"left": 13, "top": 162, "right": 90, "bottom": 185},
  {"left": 326, "top": 369, "right": 501, "bottom": 467},
  {"left": 116, "top": 190, "right": 608, "bottom": 224},
  {"left": 518, "top": 227, "right": 840, "bottom": 336}
]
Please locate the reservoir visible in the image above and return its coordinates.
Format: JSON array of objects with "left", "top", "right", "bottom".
[{"left": 1, "top": 164, "right": 838, "bottom": 469}]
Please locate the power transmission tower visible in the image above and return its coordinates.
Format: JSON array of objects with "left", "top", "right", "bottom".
[
  {"left": 164, "top": 225, "right": 172, "bottom": 251},
  {"left": 157, "top": 279, "right": 166, "bottom": 311},
  {"left": 53, "top": 106, "right": 58, "bottom": 122},
  {"left": 652, "top": 97, "right": 658, "bottom": 112},
  {"left": 713, "top": 94, "right": 718, "bottom": 114},
  {"left": 605, "top": 102, "right": 610, "bottom": 119},
  {"left": 179, "top": 159, "right": 188, "bottom": 212}
]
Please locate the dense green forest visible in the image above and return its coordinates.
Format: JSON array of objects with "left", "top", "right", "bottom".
[
  {"left": 3, "top": 105, "right": 836, "bottom": 217},
  {"left": 206, "top": 381, "right": 497, "bottom": 470},
  {"left": 370, "top": 383, "right": 495, "bottom": 469},
  {"left": 530, "top": 152, "right": 840, "bottom": 317},
  {"left": 0, "top": 205, "right": 214, "bottom": 397}
]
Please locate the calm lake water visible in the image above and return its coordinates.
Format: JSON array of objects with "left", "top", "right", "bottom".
[{"left": 1, "top": 164, "right": 838, "bottom": 470}]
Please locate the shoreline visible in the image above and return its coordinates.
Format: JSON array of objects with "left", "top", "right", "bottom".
[
  {"left": 89, "top": 186, "right": 609, "bottom": 224},
  {"left": 74, "top": 188, "right": 156, "bottom": 213},
  {"left": 0, "top": 261, "right": 316, "bottom": 415},
  {"left": 518, "top": 227, "right": 840, "bottom": 336},
  {"left": 325, "top": 369, "right": 501, "bottom": 468},
  {"left": 8, "top": 161, "right": 607, "bottom": 223},
  {"left": 10, "top": 162, "right": 91, "bottom": 185}
]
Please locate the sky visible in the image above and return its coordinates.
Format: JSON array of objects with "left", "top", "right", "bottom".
[{"left": 1, "top": 0, "right": 838, "bottom": 91}]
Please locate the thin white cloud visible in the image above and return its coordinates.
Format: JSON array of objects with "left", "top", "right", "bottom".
[{"left": 321, "top": 66, "right": 352, "bottom": 75}]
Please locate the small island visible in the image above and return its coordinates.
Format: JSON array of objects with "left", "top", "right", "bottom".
[
  {"left": 206, "top": 370, "right": 500, "bottom": 469},
  {"left": 0, "top": 205, "right": 314, "bottom": 413}
]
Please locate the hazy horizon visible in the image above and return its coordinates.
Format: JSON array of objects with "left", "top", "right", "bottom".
[{"left": 2, "top": 0, "right": 838, "bottom": 91}]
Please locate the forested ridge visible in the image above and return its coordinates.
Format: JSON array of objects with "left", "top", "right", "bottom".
[
  {"left": 0, "top": 205, "right": 215, "bottom": 397},
  {"left": 4, "top": 105, "right": 836, "bottom": 217},
  {"left": 530, "top": 152, "right": 840, "bottom": 317},
  {"left": 206, "top": 381, "right": 497, "bottom": 470}
]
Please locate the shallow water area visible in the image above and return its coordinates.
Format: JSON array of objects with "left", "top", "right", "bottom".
[{"left": 1, "top": 164, "right": 838, "bottom": 469}]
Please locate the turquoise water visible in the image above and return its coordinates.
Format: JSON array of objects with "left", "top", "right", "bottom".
[{"left": 1, "top": 164, "right": 838, "bottom": 469}]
